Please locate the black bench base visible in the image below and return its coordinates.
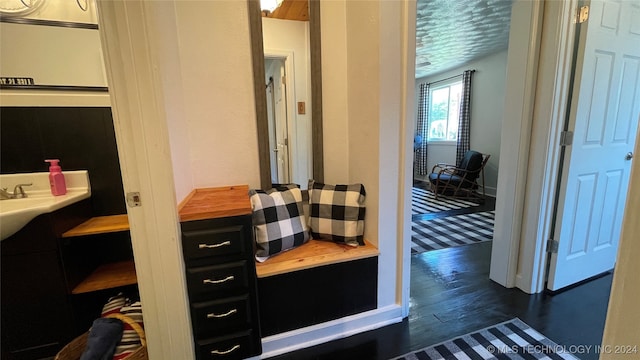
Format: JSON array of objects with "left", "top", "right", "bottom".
[{"left": 257, "top": 257, "right": 378, "bottom": 337}]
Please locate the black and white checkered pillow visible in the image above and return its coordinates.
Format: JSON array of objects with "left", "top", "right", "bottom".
[
  {"left": 308, "top": 180, "right": 366, "bottom": 246},
  {"left": 250, "top": 185, "right": 310, "bottom": 262}
]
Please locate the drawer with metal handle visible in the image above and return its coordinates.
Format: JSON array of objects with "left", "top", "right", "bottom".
[
  {"left": 182, "top": 225, "right": 246, "bottom": 261},
  {"left": 196, "top": 330, "right": 256, "bottom": 360},
  {"left": 186, "top": 261, "right": 249, "bottom": 298},
  {"left": 191, "top": 295, "right": 251, "bottom": 336}
]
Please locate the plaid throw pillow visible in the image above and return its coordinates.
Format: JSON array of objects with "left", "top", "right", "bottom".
[
  {"left": 308, "top": 180, "right": 366, "bottom": 246},
  {"left": 250, "top": 185, "right": 310, "bottom": 262}
]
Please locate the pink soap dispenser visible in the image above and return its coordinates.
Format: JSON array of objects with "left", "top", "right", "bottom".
[{"left": 45, "top": 159, "right": 67, "bottom": 196}]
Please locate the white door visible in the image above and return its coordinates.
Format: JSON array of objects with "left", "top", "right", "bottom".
[
  {"left": 265, "top": 58, "right": 291, "bottom": 184},
  {"left": 273, "top": 61, "right": 291, "bottom": 184},
  {"left": 547, "top": 0, "right": 640, "bottom": 291}
]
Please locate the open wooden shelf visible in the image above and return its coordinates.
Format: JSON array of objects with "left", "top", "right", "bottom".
[
  {"left": 72, "top": 260, "right": 137, "bottom": 294},
  {"left": 62, "top": 215, "right": 129, "bottom": 238},
  {"left": 255, "top": 239, "right": 379, "bottom": 278}
]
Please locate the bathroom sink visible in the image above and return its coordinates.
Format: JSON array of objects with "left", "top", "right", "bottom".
[
  {"left": 0, "top": 171, "right": 90, "bottom": 240},
  {"left": 1, "top": 197, "right": 57, "bottom": 212}
]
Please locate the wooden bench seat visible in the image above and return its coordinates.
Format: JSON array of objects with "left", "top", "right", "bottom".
[{"left": 255, "top": 239, "right": 379, "bottom": 278}]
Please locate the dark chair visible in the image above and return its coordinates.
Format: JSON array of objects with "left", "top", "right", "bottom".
[{"left": 428, "top": 150, "right": 490, "bottom": 201}]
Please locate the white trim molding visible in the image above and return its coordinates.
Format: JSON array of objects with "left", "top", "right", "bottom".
[
  {"left": 490, "top": 0, "right": 544, "bottom": 288},
  {"left": 256, "top": 305, "right": 403, "bottom": 359},
  {"left": 96, "top": 1, "right": 195, "bottom": 359},
  {"left": 0, "top": 89, "right": 111, "bottom": 107},
  {"left": 516, "top": 0, "right": 579, "bottom": 293},
  {"left": 399, "top": 0, "right": 417, "bottom": 318}
]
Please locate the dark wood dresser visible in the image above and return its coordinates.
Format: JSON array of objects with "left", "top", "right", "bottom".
[{"left": 178, "top": 185, "right": 261, "bottom": 360}]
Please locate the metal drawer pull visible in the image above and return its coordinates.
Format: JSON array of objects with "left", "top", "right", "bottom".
[
  {"left": 211, "top": 344, "right": 240, "bottom": 355},
  {"left": 203, "top": 275, "right": 235, "bottom": 285},
  {"left": 206, "top": 308, "right": 237, "bottom": 318},
  {"left": 198, "top": 240, "right": 231, "bottom": 249}
]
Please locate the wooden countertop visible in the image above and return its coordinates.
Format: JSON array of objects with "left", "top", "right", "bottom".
[{"left": 178, "top": 185, "right": 252, "bottom": 222}]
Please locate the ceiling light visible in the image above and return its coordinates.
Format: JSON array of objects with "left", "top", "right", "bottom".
[{"left": 261, "top": 0, "right": 283, "bottom": 12}]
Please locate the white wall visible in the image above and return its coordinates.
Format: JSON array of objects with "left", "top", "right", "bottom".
[
  {"left": 0, "top": 0, "right": 109, "bottom": 107},
  {"left": 172, "top": 1, "right": 261, "bottom": 196},
  {"left": 262, "top": 17, "right": 311, "bottom": 187},
  {"left": 321, "top": 1, "right": 350, "bottom": 183},
  {"left": 347, "top": 1, "right": 380, "bottom": 247},
  {"left": 415, "top": 50, "right": 508, "bottom": 196},
  {"left": 0, "top": 23, "right": 107, "bottom": 87},
  {"left": 322, "top": 0, "right": 411, "bottom": 311},
  {"left": 146, "top": 1, "right": 194, "bottom": 204}
]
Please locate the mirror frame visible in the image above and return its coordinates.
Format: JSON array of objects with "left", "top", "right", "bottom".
[{"left": 248, "top": 0, "right": 324, "bottom": 189}]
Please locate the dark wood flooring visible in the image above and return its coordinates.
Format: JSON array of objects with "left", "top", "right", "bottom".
[{"left": 271, "top": 184, "right": 612, "bottom": 360}]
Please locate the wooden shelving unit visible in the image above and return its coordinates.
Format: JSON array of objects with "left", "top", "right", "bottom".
[
  {"left": 62, "top": 214, "right": 129, "bottom": 238},
  {"left": 72, "top": 260, "right": 137, "bottom": 294},
  {"left": 62, "top": 214, "right": 136, "bottom": 294}
]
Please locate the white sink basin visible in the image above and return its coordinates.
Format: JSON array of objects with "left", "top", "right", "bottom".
[{"left": 0, "top": 171, "right": 90, "bottom": 240}]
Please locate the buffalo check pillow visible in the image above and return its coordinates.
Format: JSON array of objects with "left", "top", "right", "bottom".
[
  {"left": 308, "top": 180, "right": 366, "bottom": 246},
  {"left": 250, "top": 185, "right": 310, "bottom": 262}
]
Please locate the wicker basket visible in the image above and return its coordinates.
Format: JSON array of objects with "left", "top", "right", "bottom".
[{"left": 55, "top": 314, "right": 147, "bottom": 360}]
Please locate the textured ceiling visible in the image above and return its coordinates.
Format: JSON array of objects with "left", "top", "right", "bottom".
[{"left": 415, "top": 0, "right": 514, "bottom": 78}]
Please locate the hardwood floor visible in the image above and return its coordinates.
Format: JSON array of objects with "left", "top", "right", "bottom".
[
  {"left": 271, "top": 187, "right": 612, "bottom": 360},
  {"left": 272, "top": 243, "right": 612, "bottom": 360}
]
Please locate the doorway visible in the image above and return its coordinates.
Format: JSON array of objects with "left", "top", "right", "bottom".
[
  {"left": 411, "top": 0, "right": 511, "bottom": 256},
  {"left": 265, "top": 57, "right": 292, "bottom": 184},
  {"left": 404, "top": 0, "right": 636, "bottom": 353}
]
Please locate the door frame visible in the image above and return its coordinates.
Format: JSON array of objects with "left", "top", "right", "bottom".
[
  {"left": 489, "top": 0, "right": 544, "bottom": 290},
  {"left": 96, "top": 1, "right": 195, "bottom": 359},
  {"left": 264, "top": 50, "right": 297, "bottom": 184},
  {"left": 490, "top": 0, "right": 583, "bottom": 293},
  {"left": 520, "top": 0, "right": 583, "bottom": 293}
]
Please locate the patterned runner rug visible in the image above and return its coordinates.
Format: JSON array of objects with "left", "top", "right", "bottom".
[
  {"left": 412, "top": 187, "right": 480, "bottom": 215},
  {"left": 412, "top": 211, "right": 495, "bottom": 253},
  {"left": 391, "top": 318, "right": 579, "bottom": 360}
]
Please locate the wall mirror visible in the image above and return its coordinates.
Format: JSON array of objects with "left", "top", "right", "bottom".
[{"left": 248, "top": 0, "right": 323, "bottom": 189}]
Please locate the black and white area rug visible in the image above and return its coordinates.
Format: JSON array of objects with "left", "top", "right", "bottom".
[
  {"left": 391, "top": 318, "right": 580, "bottom": 360},
  {"left": 412, "top": 187, "right": 480, "bottom": 215},
  {"left": 412, "top": 211, "right": 495, "bottom": 253}
]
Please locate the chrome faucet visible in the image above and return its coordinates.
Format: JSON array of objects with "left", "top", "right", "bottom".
[{"left": 0, "top": 183, "right": 32, "bottom": 200}]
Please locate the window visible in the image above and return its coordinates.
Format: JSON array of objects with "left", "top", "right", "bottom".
[{"left": 428, "top": 81, "right": 462, "bottom": 141}]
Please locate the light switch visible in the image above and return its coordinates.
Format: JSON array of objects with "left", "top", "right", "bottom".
[{"left": 297, "top": 101, "right": 306, "bottom": 114}]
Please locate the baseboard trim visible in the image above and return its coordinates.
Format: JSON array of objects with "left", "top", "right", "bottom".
[
  {"left": 253, "top": 305, "right": 403, "bottom": 359},
  {"left": 485, "top": 186, "right": 497, "bottom": 198}
]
